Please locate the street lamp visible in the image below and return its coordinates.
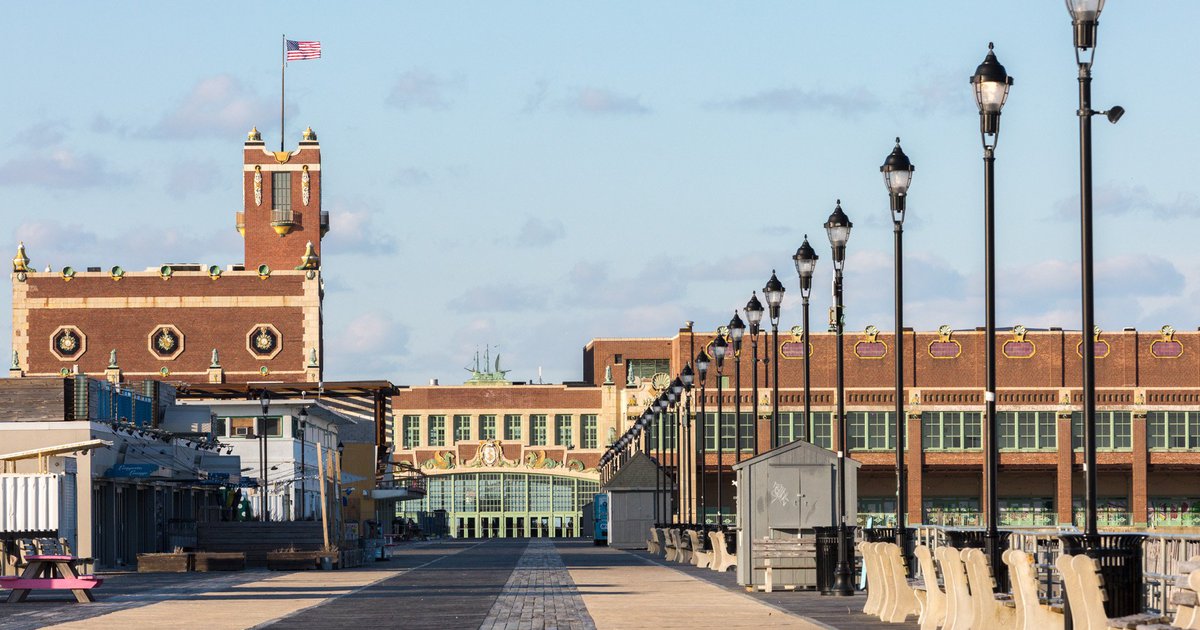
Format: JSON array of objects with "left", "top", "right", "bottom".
[
  {"left": 792, "top": 237, "right": 818, "bottom": 446},
  {"left": 745, "top": 293, "right": 765, "bottom": 452},
  {"left": 972, "top": 42, "right": 1012, "bottom": 579},
  {"left": 711, "top": 334, "right": 728, "bottom": 526},
  {"left": 1066, "top": 0, "right": 1121, "bottom": 541},
  {"left": 729, "top": 312, "right": 746, "bottom": 460},
  {"left": 825, "top": 200, "right": 854, "bottom": 596},
  {"left": 882, "top": 137, "right": 914, "bottom": 564},
  {"left": 695, "top": 349, "right": 710, "bottom": 525},
  {"left": 258, "top": 390, "right": 271, "bottom": 521},
  {"left": 763, "top": 272, "right": 785, "bottom": 449},
  {"left": 681, "top": 364, "right": 695, "bottom": 522},
  {"left": 298, "top": 406, "right": 309, "bottom": 520},
  {"left": 668, "top": 382, "right": 681, "bottom": 523}
]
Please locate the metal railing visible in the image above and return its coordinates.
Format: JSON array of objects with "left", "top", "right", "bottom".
[
  {"left": 910, "top": 523, "right": 1200, "bottom": 614},
  {"left": 271, "top": 208, "right": 295, "bottom": 227}
]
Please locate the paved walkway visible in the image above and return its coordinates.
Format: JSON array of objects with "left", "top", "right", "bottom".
[{"left": 0, "top": 539, "right": 915, "bottom": 629}]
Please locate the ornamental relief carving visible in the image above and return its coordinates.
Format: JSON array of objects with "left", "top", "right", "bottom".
[
  {"left": 148, "top": 324, "right": 185, "bottom": 361},
  {"left": 50, "top": 325, "right": 86, "bottom": 361},
  {"left": 245, "top": 324, "right": 283, "bottom": 360},
  {"left": 253, "top": 165, "right": 263, "bottom": 206},
  {"left": 301, "top": 165, "right": 311, "bottom": 206}
]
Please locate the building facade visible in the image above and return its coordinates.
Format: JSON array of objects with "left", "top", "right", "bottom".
[{"left": 9, "top": 127, "right": 327, "bottom": 384}]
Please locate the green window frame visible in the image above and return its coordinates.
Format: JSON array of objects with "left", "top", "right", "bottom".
[
  {"left": 479, "top": 415, "right": 497, "bottom": 441},
  {"left": 847, "top": 411, "right": 894, "bottom": 451},
  {"left": 998, "top": 411, "right": 1057, "bottom": 450},
  {"left": 776, "top": 411, "right": 808, "bottom": 446},
  {"left": 627, "top": 359, "right": 670, "bottom": 381},
  {"left": 922, "top": 411, "right": 983, "bottom": 451},
  {"left": 1147, "top": 411, "right": 1200, "bottom": 450},
  {"left": 428, "top": 415, "right": 446, "bottom": 447},
  {"left": 1071, "top": 411, "right": 1132, "bottom": 451},
  {"left": 701, "top": 412, "right": 736, "bottom": 452},
  {"left": 555, "top": 414, "right": 573, "bottom": 447},
  {"left": 453, "top": 414, "right": 471, "bottom": 443},
  {"left": 811, "top": 412, "right": 833, "bottom": 450},
  {"left": 402, "top": 415, "right": 420, "bottom": 449},
  {"left": 504, "top": 414, "right": 522, "bottom": 441},
  {"left": 531, "top": 415, "right": 548, "bottom": 446},
  {"left": 271, "top": 172, "right": 292, "bottom": 211},
  {"left": 582, "top": 415, "right": 598, "bottom": 449}
]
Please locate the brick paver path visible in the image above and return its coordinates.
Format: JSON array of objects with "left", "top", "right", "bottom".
[{"left": 480, "top": 539, "right": 596, "bottom": 630}]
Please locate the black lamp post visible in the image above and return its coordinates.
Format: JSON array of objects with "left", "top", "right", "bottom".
[
  {"left": 825, "top": 201, "right": 854, "bottom": 596},
  {"left": 972, "top": 42, "right": 1012, "bottom": 578},
  {"left": 257, "top": 390, "right": 271, "bottom": 521},
  {"left": 745, "top": 294, "right": 765, "bottom": 451},
  {"left": 729, "top": 312, "right": 746, "bottom": 460},
  {"left": 711, "top": 334, "right": 728, "bottom": 526},
  {"left": 669, "top": 380, "right": 683, "bottom": 522},
  {"left": 696, "top": 349, "right": 710, "bottom": 524},
  {"left": 298, "top": 406, "right": 309, "bottom": 520},
  {"left": 681, "top": 363, "right": 694, "bottom": 523},
  {"left": 882, "top": 137, "right": 915, "bottom": 562},
  {"left": 1067, "top": 0, "right": 1121, "bottom": 540},
  {"left": 792, "top": 238, "right": 818, "bottom": 445},
  {"left": 763, "top": 272, "right": 785, "bottom": 449}
]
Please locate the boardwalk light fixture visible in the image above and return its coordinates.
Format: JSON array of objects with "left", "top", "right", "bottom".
[
  {"left": 825, "top": 201, "right": 854, "bottom": 597},
  {"left": 763, "top": 271, "right": 785, "bottom": 448},
  {"left": 793, "top": 237, "right": 818, "bottom": 447}
]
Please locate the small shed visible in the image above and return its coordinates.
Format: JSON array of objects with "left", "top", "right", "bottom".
[
  {"left": 602, "top": 452, "right": 670, "bottom": 550},
  {"left": 733, "top": 439, "right": 860, "bottom": 588}
]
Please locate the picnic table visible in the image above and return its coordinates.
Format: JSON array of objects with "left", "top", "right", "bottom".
[{"left": 1, "top": 554, "right": 102, "bottom": 603}]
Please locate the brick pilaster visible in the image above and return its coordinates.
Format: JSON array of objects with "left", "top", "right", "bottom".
[
  {"left": 1131, "top": 410, "right": 1148, "bottom": 527},
  {"left": 1057, "top": 411, "right": 1074, "bottom": 525},
  {"left": 906, "top": 411, "right": 924, "bottom": 523}
]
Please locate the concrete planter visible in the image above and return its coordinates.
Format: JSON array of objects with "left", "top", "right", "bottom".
[
  {"left": 265, "top": 551, "right": 335, "bottom": 571},
  {"left": 193, "top": 552, "right": 246, "bottom": 571},
  {"left": 137, "top": 552, "right": 192, "bottom": 572}
]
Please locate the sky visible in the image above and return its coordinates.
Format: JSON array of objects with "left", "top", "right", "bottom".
[{"left": 1, "top": 2, "right": 1197, "bottom": 387}]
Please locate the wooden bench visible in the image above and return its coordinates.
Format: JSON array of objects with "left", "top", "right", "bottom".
[
  {"left": 1004, "top": 549, "right": 1064, "bottom": 630},
  {"left": 1057, "top": 553, "right": 1169, "bottom": 630},
  {"left": 687, "top": 530, "right": 712, "bottom": 569},
  {"left": 914, "top": 545, "right": 946, "bottom": 630},
  {"left": 2, "top": 555, "right": 103, "bottom": 603},
  {"left": 749, "top": 536, "right": 815, "bottom": 592},
  {"left": 963, "top": 547, "right": 1015, "bottom": 630},
  {"left": 647, "top": 527, "right": 661, "bottom": 555},
  {"left": 709, "top": 530, "right": 736, "bottom": 573}
]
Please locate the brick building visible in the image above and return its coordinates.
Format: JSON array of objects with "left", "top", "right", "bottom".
[
  {"left": 393, "top": 323, "right": 1200, "bottom": 535},
  {"left": 9, "top": 127, "right": 326, "bottom": 384}
]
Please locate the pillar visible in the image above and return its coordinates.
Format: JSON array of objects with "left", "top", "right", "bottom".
[
  {"left": 1131, "top": 409, "right": 1148, "bottom": 527},
  {"left": 905, "top": 411, "right": 924, "bottom": 523},
  {"left": 1056, "top": 411, "right": 1074, "bottom": 525}
]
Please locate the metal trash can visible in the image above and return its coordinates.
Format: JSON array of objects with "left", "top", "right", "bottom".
[
  {"left": 865, "top": 527, "right": 916, "bottom": 574},
  {"left": 945, "top": 529, "right": 1011, "bottom": 592},
  {"left": 1060, "top": 533, "right": 1145, "bottom": 618},
  {"left": 815, "top": 526, "right": 857, "bottom": 595}
]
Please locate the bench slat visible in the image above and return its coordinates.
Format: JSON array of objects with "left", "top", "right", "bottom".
[{"left": 0, "top": 577, "right": 103, "bottom": 590}]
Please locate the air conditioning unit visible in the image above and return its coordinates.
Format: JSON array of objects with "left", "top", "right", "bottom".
[{"left": 234, "top": 426, "right": 250, "bottom": 436}]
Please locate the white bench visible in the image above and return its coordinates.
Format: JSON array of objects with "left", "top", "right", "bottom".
[
  {"left": 914, "top": 544, "right": 946, "bottom": 630},
  {"left": 688, "top": 530, "right": 712, "bottom": 569},
  {"left": 1057, "top": 553, "right": 1168, "bottom": 630},
  {"left": 709, "top": 530, "right": 736, "bottom": 573}
]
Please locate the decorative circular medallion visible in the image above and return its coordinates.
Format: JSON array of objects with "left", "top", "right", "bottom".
[
  {"left": 50, "top": 326, "right": 86, "bottom": 361},
  {"left": 147, "top": 325, "right": 185, "bottom": 360},
  {"left": 246, "top": 324, "right": 283, "bottom": 360}
]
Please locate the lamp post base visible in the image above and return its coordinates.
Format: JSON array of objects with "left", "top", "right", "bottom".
[{"left": 831, "top": 562, "right": 855, "bottom": 596}]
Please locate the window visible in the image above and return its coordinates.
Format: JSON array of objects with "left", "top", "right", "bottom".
[
  {"left": 229, "top": 416, "right": 282, "bottom": 437},
  {"left": 701, "top": 412, "right": 736, "bottom": 452},
  {"left": 531, "top": 415, "right": 548, "bottom": 446},
  {"left": 453, "top": 415, "right": 471, "bottom": 443},
  {"left": 555, "top": 414, "right": 573, "bottom": 447},
  {"left": 847, "top": 411, "right": 894, "bottom": 451},
  {"left": 998, "top": 411, "right": 1057, "bottom": 450},
  {"left": 428, "top": 415, "right": 446, "bottom": 447},
  {"left": 402, "top": 415, "right": 420, "bottom": 448},
  {"left": 271, "top": 172, "right": 292, "bottom": 211},
  {"left": 480, "top": 415, "right": 497, "bottom": 441},
  {"left": 614, "top": 354, "right": 623, "bottom": 364},
  {"left": 776, "top": 411, "right": 808, "bottom": 446},
  {"left": 504, "top": 414, "right": 522, "bottom": 441},
  {"left": 211, "top": 417, "right": 227, "bottom": 438},
  {"left": 1148, "top": 411, "right": 1200, "bottom": 450},
  {"left": 922, "top": 411, "right": 983, "bottom": 450},
  {"left": 1000, "top": 498, "right": 1056, "bottom": 527},
  {"left": 811, "top": 413, "right": 833, "bottom": 449},
  {"left": 626, "top": 358, "right": 670, "bottom": 381},
  {"left": 1071, "top": 411, "right": 1132, "bottom": 450},
  {"left": 653, "top": 414, "right": 677, "bottom": 450},
  {"left": 582, "top": 415, "right": 598, "bottom": 449}
]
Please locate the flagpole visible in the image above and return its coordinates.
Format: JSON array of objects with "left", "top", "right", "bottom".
[{"left": 281, "top": 34, "right": 286, "bottom": 152}]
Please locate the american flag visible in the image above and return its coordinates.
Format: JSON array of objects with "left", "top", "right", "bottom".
[{"left": 286, "top": 40, "right": 321, "bottom": 61}]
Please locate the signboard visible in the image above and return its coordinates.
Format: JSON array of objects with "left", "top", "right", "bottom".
[{"left": 103, "top": 463, "right": 159, "bottom": 478}]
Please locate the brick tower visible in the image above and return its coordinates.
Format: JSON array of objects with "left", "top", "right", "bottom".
[{"left": 239, "top": 126, "right": 327, "bottom": 271}]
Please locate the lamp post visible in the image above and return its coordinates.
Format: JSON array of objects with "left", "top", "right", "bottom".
[
  {"left": 298, "top": 406, "right": 309, "bottom": 520},
  {"left": 763, "top": 272, "right": 785, "bottom": 449},
  {"left": 882, "top": 137, "right": 915, "bottom": 563},
  {"left": 1067, "top": 0, "right": 1121, "bottom": 540},
  {"left": 971, "top": 42, "right": 1013, "bottom": 577},
  {"left": 681, "top": 363, "right": 694, "bottom": 523},
  {"left": 670, "top": 377, "right": 684, "bottom": 522},
  {"left": 745, "top": 294, "right": 765, "bottom": 450},
  {"left": 696, "top": 350, "right": 710, "bottom": 524},
  {"left": 711, "top": 334, "right": 728, "bottom": 526},
  {"left": 826, "top": 201, "right": 855, "bottom": 596},
  {"left": 258, "top": 390, "right": 271, "bottom": 521},
  {"left": 729, "top": 312, "right": 746, "bottom": 460},
  {"left": 792, "top": 237, "right": 818, "bottom": 445}
]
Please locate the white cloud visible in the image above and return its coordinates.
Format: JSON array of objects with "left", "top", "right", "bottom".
[
  {"left": 146, "top": 75, "right": 277, "bottom": 140},
  {"left": 385, "top": 70, "right": 463, "bottom": 110}
]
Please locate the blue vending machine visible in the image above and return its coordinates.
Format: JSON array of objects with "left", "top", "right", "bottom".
[{"left": 593, "top": 493, "right": 609, "bottom": 546}]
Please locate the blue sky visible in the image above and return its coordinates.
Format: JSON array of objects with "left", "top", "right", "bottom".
[{"left": 2, "top": 2, "right": 1196, "bottom": 386}]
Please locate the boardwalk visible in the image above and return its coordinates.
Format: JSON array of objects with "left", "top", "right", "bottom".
[{"left": 0, "top": 540, "right": 917, "bottom": 629}]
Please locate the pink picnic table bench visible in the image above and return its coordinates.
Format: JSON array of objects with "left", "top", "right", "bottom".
[{"left": 1, "top": 554, "right": 103, "bottom": 603}]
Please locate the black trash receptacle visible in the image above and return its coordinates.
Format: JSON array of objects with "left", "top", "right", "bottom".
[
  {"left": 1060, "top": 533, "right": 1145, "bottom": 618},
  {"left": 865, "top": 527, "right": 917, "bottom": 574},
  {"left": 815, "top": 526, "right": 858, "bottom": 595},
  {"left": 945, "top": 529, "right": 1011, "bottom": 592}
]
